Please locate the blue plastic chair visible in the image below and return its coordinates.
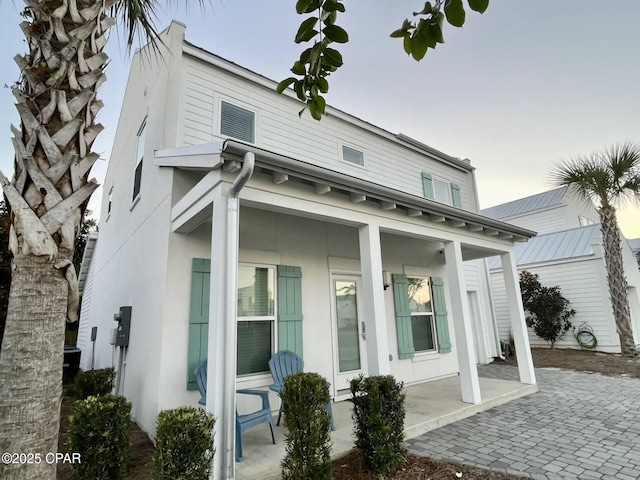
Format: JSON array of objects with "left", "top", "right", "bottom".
[
  {"left": 194, "top": 360, "right": 276, "bottom": 462},
  {"left": 268, "top": 350, "right": 335, "bottom": 431}
]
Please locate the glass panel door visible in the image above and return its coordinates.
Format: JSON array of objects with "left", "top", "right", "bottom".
[
  {"left": 331, "top": 275, "right": 367, "bottom": 397},
  {"left": 335, "top": 280, "right": 361, "bottom": 372}
]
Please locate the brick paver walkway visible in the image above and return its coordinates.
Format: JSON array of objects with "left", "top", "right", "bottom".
[{"left": 407, "top": 365, "right": 640, "bottom": 479}]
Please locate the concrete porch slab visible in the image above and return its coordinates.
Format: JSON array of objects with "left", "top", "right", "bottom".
[{"left": 236, "top": 374, "right": 537, "bottom": 480}]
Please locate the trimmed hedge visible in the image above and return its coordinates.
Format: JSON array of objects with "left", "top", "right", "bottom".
[
  {"left": 280, "top": 372, "right": 332, "bottom": 480},
  {"left": 68, "top": 394, "right": 132, "bottom": 480},
  {"left": 350, "top": 375, "right": 407, "bottom": 478},
  {"left": 153, "top": 406, "right": 216, "bottom": 480},
  {"left": 74, "top": 367, "right": 115, "bottom": 400}
]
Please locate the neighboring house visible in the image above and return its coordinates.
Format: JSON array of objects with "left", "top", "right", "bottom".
[
  {"left": 76, "top": 20, "right": 536, "bottom": 467},
  {"left": 630, "top": 238, "right": 640, "bottom": 269},
  {"left": 483, "top": 188, "right": 640, "bottom": 352}
]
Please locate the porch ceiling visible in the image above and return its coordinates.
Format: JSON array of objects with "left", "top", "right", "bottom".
[{"left": 156, "top": 140, "right": 536, "bottom": 243}]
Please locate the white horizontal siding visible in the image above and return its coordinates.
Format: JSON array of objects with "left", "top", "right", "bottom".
[
  {"left": 180, "top": 58, "right": 471, "bottom": 209},
  {"left": 77, "top": 255, "right": 96, "bottom": 371},
  {"left": 500, "top": 207, "right": 567, "bottom": 235},
  {"left": 490, "top": 258, "right": 617, "bottom": 350}
]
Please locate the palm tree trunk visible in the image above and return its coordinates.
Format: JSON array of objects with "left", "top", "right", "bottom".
[
  {"left": 600, "top": 205, "right": 637, "bottom": 356},
  {"left": 0, "top": 1, "right": 112, "bottom": 478},
  {"left": 0, "top": 257, "right": 68, "bottom": 480}
]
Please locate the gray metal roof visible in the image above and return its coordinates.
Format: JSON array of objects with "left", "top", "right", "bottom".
[
  {"left": 487, "top": 223, "right": 601, "bottom": 269},
  {"left": 481, "top": 187, "right": 567, "bottom": 220},
  {"left": 628, "top": 238, "right": 640, "bottom": 252}
]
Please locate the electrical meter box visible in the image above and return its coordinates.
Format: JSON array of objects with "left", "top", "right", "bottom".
[{"left": 113, "top": 306, "right": 132, "bottom": 347}]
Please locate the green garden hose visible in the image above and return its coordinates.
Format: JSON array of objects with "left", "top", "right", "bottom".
[{"left": 574, "top": 322, "right": 598, "bottom": 350}]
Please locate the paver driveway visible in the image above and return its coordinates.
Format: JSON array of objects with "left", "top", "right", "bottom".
[{"left": 407, "top": 364, "right": 640, "bottom": 479}]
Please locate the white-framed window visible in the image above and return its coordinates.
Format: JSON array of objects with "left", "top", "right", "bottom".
[
  {"left": 107, "top": 186, "right": 114, "bottom": 216},
  {"left": 220, "top": 100, "right": 256, "bottom": 144},
  {"left": 133, "top": 121, "right": 146, "bottom": 201},
  {"left": 433, "top": 178, "right": 451, "bottom": 205},
  {"left": 579, "top": 215, "right": 594, "bottom": 227},
  {"left": 341, "top": 145, "right": 365, "bottom": 166},
  {"left": 237, "top": 264, "right": 276, "bottom": 376},
  {"left": 408, "top": 277, "right": 436, "bottom": 352},
  {"left": 422, "top": 172, "right": 462, "bottom": 208}
]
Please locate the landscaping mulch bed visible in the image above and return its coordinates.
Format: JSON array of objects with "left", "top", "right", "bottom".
[
  {"left": 500, "top": 346, "right": 640, "bottom": 378},
  {"left": 56, "top": 347, "right": 639, "bottom": 479}
]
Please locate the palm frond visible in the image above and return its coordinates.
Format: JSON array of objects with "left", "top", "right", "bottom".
[
  {"left": 111, "top": 0, "right": 208, "bottom": 53},
  {"left": 550, "top": 142, "right": 640, "bottom": 209}
]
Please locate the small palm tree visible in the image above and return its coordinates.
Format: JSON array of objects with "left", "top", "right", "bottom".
[
  {"left": 0, "top": 2, "right": 203, "bottom": 479},
  {"left": 551, "top": 142, "right": 640, "bottom": 356}
]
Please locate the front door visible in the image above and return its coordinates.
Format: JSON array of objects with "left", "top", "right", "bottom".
[{"left": 331, "top": 275, "right": 367, "bottom": 399}]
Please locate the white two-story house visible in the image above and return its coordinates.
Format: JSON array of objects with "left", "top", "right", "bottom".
[
  {"left": 76, "top": 20, "right": 536, "bottom": 475},
  {"left": 483, "top": 187, "right": 640, "bottom": 352}
]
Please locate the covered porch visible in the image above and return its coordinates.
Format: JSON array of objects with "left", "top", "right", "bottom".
[
  {"left": 155, "top": 140, "right": 538, "bottom": 480},
  {"left": 237, "top": 373, "right": 537, "bottom": 479}
]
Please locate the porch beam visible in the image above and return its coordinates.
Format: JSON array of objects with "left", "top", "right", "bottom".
[
  {"left": 500, "top": 251, "right": 536, "bottom": 385},
  {"left": 171, "top": 170, "right": 221, "bottom": 233},
  {"left": 358, "top": 223, "right": 391, "bottom": 375},
  {"left": 444, "top": 240, "right": 482, "bottom": 404}
]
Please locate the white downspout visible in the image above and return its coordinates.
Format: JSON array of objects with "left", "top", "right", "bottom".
[{"left": 222, "top": 152, "right": 255, "bottom": 480}]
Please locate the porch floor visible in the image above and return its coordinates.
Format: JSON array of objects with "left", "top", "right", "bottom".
[{"left": 236, "top": 374, "right": 537, "bottom": 479}]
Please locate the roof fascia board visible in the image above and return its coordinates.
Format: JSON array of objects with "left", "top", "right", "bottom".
[
  {"left": 221, "top": 139, "right": 535, "bottom": 239},
  {"left": 154, "top": 143, "right": 224, "bottom": 169},
  {"left": 181, "top": 43, "right": 472, "bottom": 173}
]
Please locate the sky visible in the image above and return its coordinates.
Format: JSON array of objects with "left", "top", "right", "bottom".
[{"left": 0, "top": 0, "right": 639, "bottom": 238}]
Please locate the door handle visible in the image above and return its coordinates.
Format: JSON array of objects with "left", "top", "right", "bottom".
[{"left": 361, "top": 321, "right": 366, "bottom": 340}]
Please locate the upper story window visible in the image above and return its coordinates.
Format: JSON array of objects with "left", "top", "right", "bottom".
[
  {"left": 422, "top": 172, "right": 462, "bottom": 208},
  {"left": 341, "top": 145, "right": 365, "bottom": 166},
  {"left": 107, "top": 186, "right": 113, "bottom": 216},
  {"left": 579, "top": 215, "right": 595, "bottom": 227},
  {"left": 133, "top": 121, "right": 146, "bottom": 201},
  {"left": 220, "top": 101, "right": 255, "bottom": 144}
]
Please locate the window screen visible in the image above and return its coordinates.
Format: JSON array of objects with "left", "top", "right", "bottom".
[
  {"left": 342, "top": 145, "right": 364, "bottom": 166},
  {"left": 221, "top": 101, "right": 255, "bottom": 143}
]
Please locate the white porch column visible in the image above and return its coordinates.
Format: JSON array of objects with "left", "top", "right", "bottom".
[
  {"left": 500, "top": 251, "right": 536, "bottom": 385},
  {"left": 443, "top": 240, "right": 481, "bottom": 404},
  {"left": 358, "top": 223, "right": 390, "bottom": 375},
  {"left": 206, "top": 187, "right": 235, "bottom": 480}
]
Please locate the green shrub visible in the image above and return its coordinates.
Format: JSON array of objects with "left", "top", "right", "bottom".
[
  {"left": 74, "top": 367, "right": 115, "bottom": 400},
  {"left": 68, "top": 394, "right": 132, "bottom": 480},
  {"left": 350, "top": 374, "right": 407, "bottom": 478},
  {"left": 520, "top": 271, "right": 576, "bottom": 348},
  {"left": 153, "top": 406, "right": 216, "bottom": 480},
  {"left": 280, "top": 372, "right": 332, "bottom": 480}
]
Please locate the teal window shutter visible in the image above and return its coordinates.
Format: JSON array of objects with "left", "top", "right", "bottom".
[
  {"left": 277, "top": 265, "right": 303, "bottom": 358},
  {"left": 450, "top": 183, "right": 462, "bottom": 208},
  {"left": 392, "top": 274, "right": 415, "bottom": 359},
  {"left": 422, "top": 172, "right": 435, "bottom": 200},
  {"left": 431, "top": 277, "right": 452, "bottom": 353},
  {"left": 187, "top": 258, "right": 211, "bottom": 390}
]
